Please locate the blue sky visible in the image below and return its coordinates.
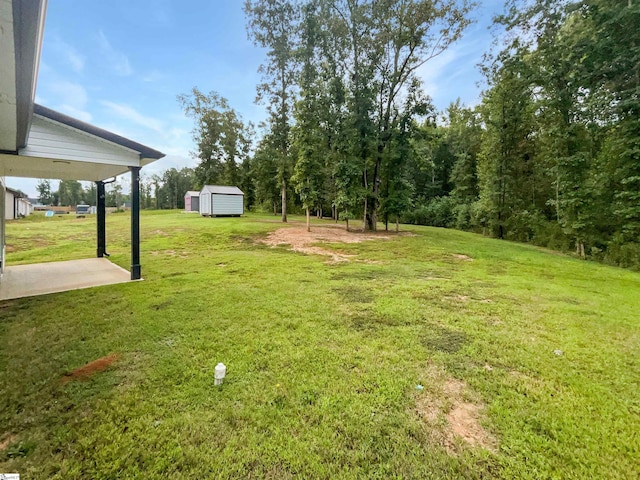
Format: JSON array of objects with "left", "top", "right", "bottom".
[{"left": 11, "top": 0, "right": 505, "bottom": 197}]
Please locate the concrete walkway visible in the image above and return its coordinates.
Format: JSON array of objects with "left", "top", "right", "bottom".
[{"left": 0, "top": 258, "right": 132, "bottom": 301}]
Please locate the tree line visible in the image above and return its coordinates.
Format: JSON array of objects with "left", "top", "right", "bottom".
[
  {"left": 177, "top": 0, "right": 639, "bottom": 269},
  {"left": 38, "top": 1, "right": 637, "bottom": 269},
  {"left": 35, "top": 168, "right": 197, "bottom": 211}
]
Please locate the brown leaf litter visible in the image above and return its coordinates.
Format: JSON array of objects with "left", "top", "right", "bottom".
[
  {"left": 61, "top": 353, "right": 119, "bottom": 384},
  {"left": 259, "top": 225, "right": 390, "bottom": 262},
  {"left": 414, "top": 364, "right": 496, "bottom": 454}
]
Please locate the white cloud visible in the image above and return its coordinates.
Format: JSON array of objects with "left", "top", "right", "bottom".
[
  {"left": 143, "top": 154, "right": 196, "bottom": 177},
  {"left": 50, "top": 35, "right": 85, "bottom": 73},
  {"left": 97, "top": 30, "right": 133, "bottom": 76},
  {"left": 100, "top": 100, "right": 163, "bottom": 132},
  {"left": 50, "top": 80, "right": 88, "bottom": 106},
  {"left": 48, "top": 81, "right": 92, "bottom": 121}
]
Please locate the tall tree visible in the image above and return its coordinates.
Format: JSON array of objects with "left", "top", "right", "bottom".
[
  {"left": 324, "top": 0, "right": 473, "bottom": 230},
  {"left": 292, "top": 1, "right": 326, "bottom": 231},
  {"left": 178, "top": 88, "right": 252, "bottom": 188},
  {"left": 476, "top": 61, "right": 537, "bottom": 240},
  {"left": 245, "top": 0, "right": 300, "bottom": 222},
  {"left": 57, "top": 180, "right": 83, "bottom": 206},
  {"left": 36, "top": 179, "right": 54, "bottom": 205}
]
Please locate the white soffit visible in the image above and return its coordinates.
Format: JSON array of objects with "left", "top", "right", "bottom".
[{"left": 0, "top": 0, "right": 17, "bottom": 151}]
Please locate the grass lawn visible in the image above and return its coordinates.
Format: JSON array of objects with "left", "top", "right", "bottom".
[{"left": 1, "top": 210, "right": 638, "bottom": 479}]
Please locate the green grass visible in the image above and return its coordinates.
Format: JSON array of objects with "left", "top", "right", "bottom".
[{"left": 1, "top": 211, "right": 638, "bottom": 479}]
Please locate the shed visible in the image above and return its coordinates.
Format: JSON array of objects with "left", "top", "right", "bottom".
[
  {"left": 199, "top": 186, "right": 244, "bottom": 217},
  {"left": 5, "top": 187, "right": 33, "bottom": 220},
  {"left": 184, "top": 191, "right": 200, "bottom": 212}
]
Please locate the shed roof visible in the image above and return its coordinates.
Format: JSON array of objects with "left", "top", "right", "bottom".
[
  {"left": 5, "top": 187, "right": 27, "bottom": 198},
  {"left": 201, "top": 185, "right": 244, "bottom": 195},
  {"left": 184, "top": 191, "right": 200, "bottom": 197}
]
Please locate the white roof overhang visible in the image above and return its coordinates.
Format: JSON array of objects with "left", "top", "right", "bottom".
[
  {"left": 0, "top": 105, "right": 165, "bottom": 181},
  {"left": 0, "top": 0, "right": 47, "bottom": 152},
  {"left": 0, "top": 1, "right": 164, "bottom": 182}
]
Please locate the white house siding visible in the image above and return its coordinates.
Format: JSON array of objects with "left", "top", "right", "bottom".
[
  {"left": 212, "top": 194, "right": 243, "bottom": 215},
  {"left": 20, "top": 115, "right": 140, "bottom": 167},
  {"left": 4, "top": 189, "right": 12, "bottom": 220},
  {"left": 16, "top": 198, "right": 31, "bottom": 217}
]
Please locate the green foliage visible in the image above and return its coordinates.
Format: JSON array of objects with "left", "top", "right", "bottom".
[
  {"left": 153, "top": 168, "right": 196, "bottom": 210},
  {"left": 162, "top": 0, "right": 640, "bottom": 269},
  {"left": 57, "top": 180, "right": 84, "bottom": 207},
  {"left": 245, "top": 0, "right": 300, "bottom": 221},
  {"left": 36, "top": 179, "right": 55, "bottom": 205},
  {"left": 178, "top": 88, "right": 252, "bottom": 189},
  {"left": 403, "top": 196, "right": 456, "bottom": 228}
]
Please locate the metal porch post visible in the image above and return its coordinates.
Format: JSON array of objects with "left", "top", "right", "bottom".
[
  {"left": 97, "top": 181, "right": 106, "bottom": 257},
  {"left": 130, "top": 166, "right": 141, "bottom": 280}
]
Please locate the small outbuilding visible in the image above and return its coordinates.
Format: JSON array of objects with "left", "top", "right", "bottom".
[
  {"left": 184, "top": 191, "right": 200, "bottom": 212},
  {"left": 5, "top": 187, "right": 33, "bottom": 219},
  {"left": 199, "top": 185, "right": 244, "bottom": 217}
]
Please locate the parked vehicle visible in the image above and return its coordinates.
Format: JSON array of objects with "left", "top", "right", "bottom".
[{"left": 75, "top": 204, "right": 92, "bottom": 218}]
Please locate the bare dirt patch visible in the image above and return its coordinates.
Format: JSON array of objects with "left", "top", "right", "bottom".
[
  {"left": 62, "top": 353, "right": 119, "bottom": 384},
  {"left": 415, "top": 365, "right": 496, "bottom": 454},
  {"left": 259, "top": 225, "right": 389, "bottom": 262},
  {"left": 452, "top": 254, "right": 473, "bottom": 261},
  {"left": 442, "top": 294, "right": 470, "bottom": 303},
  {"left": 0, "top": 434, "right": 16, "bottom": 451}
]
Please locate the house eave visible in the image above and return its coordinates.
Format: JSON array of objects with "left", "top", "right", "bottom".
[{"left": 13, "top": 0, "right": 47, "bottom": 149}]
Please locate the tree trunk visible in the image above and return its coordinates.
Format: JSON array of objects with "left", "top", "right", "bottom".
[
  {"left": 281, "top": 179, "right": 287, "bottom": 222},
  {"left": 306, "top": 207, "right": 310, "bottom": 232},
  {"left": 396, "top": 216, "right": 399, "bottom": 233},
  {"left": 555, "top": 168, "right": 561, "bottom": 223},
  {"left": 346, "top": 218, "right": 349, "bottom": 232},
  {"left": 363, "top": 168, "right": 368, "bottom": 231},
  {"left": 576, "top": 239, "right": 585, "bottom": 259},
  {"left": 363, "top": 198, "right": 368, "bottom": 232}
]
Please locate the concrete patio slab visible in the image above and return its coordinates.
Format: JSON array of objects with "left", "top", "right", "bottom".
[{"left": 0, "top": 258, "right": 133, "bottom": 301}]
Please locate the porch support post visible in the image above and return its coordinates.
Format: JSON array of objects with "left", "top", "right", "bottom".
[
  {"left": 97, "top": 181, "right": 106, "bottom": 257},
  {"left": 130, "top": 166, "right": 141, "bottom": 280}
]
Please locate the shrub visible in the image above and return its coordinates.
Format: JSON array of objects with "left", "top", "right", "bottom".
[{"left": 402, "top": 197, "right": 456, "bottom": 228}]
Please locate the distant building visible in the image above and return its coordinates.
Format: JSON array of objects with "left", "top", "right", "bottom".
[
  {"left": 184, "top": 191, "right": 200, "bottom": 212},
  {"left": 5, "top": 187, "right": 33, "bottom": 219}
]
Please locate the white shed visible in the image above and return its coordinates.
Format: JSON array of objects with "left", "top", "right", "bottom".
[
  {"left": 184, "top": 191, "right": 200, "bottom": 212},
  {"left": 5, "top": 187, "right": 33, "bottom": 220},
  {"left": 199, "top": 185, "right": 244, "bottom": 217}
]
